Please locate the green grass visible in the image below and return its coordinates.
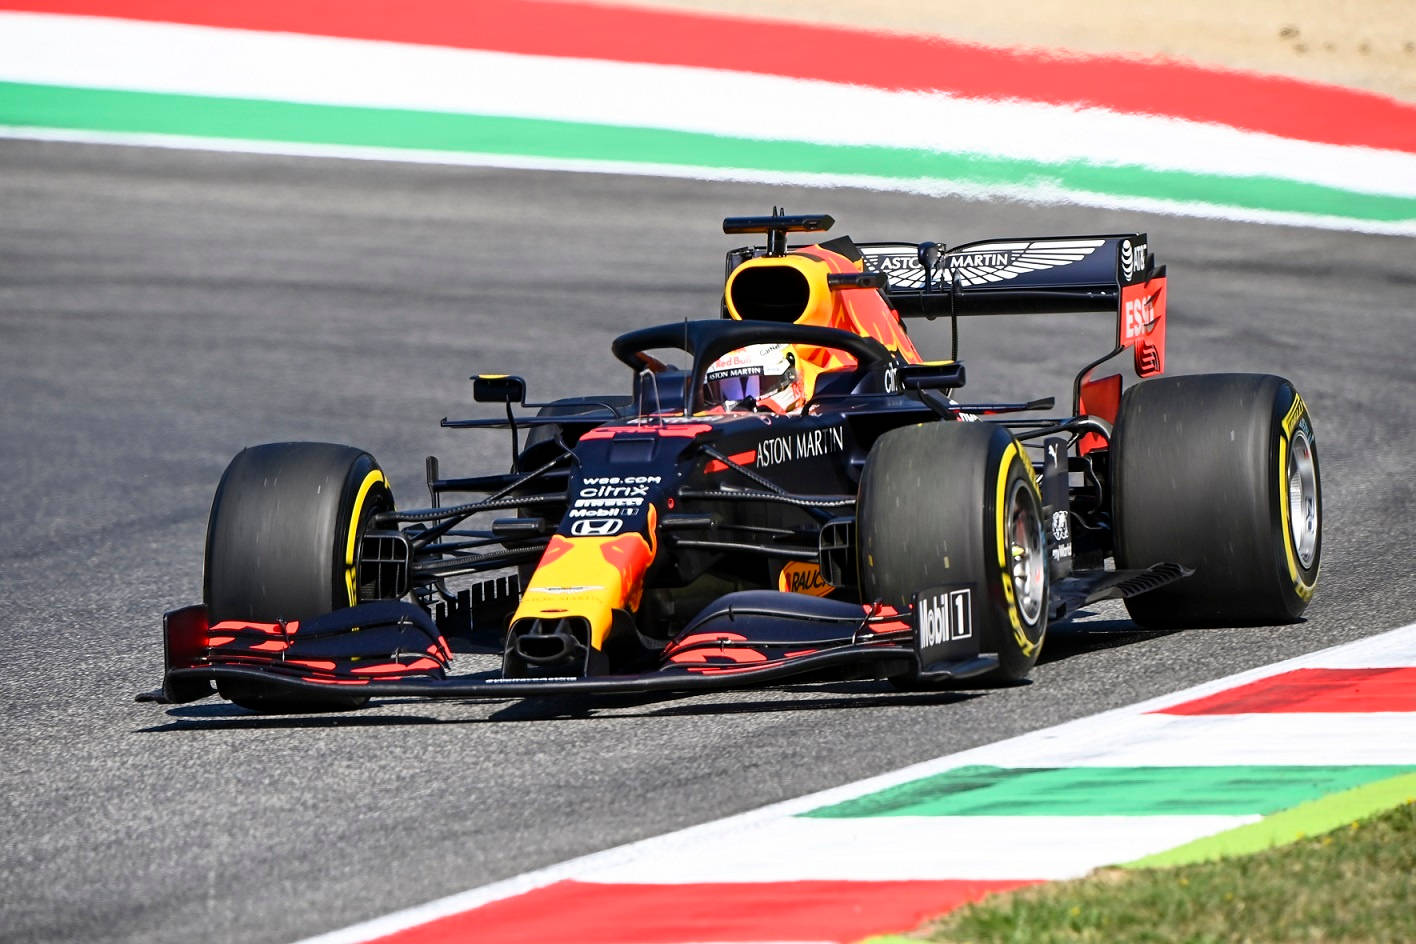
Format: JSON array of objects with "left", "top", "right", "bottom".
[{"left": 891, "top": 800, "right": 1416, "bottom": 944}]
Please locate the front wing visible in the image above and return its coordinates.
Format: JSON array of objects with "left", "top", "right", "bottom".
[{"left": 148, "top": 589, "right": 996, "bottom": 705}]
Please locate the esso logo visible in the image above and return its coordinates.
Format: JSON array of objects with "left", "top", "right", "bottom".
[{"left": 1123, "top": 297, "right": 1152, "bottom": 341}]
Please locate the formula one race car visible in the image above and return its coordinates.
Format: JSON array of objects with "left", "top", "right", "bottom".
[{"left": 149, "top": 211, "right": 1321, "bottom": 712}]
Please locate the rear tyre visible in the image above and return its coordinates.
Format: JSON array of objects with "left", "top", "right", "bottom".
[
  {"left": 204, "top": 442, "right": 395, "bottom": 711},
  {"left": 1112, "top": 373, "right": 1320, "bottom": 628},
  {"left": 859, "top": 422, "right": 1048, "bottom": 683}
]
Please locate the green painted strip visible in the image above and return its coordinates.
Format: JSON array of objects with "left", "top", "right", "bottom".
[
  {"left": 1122, "top": 772, "right": 1416, "bottom": 868},
  {"left": 3, "top": 82, "right": 1416, "bottom": 225},
  {"left": 801, "top": 765, "right": 1416, "bottom": 818}
]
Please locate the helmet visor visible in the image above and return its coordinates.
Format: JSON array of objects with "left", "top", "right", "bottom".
[
  {"left": 704, "top": 344, "right": 793, "bottom": 409},
  {"left": 705, "top": 370, "right": 761, "bottom": 406}
]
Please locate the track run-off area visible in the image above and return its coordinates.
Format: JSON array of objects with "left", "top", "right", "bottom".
[
  {"left": 2, "top": 3, "right": 1416, "bottom": 942},
  {"left": 1, "top": 0, "right": 1415, "bottom": 233},
  {"left": 295, "top": 626, "right": 1416, "bottom": 944}
]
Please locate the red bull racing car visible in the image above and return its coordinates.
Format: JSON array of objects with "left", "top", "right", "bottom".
[{"left": 149, "top": 212, "right": 1321, "bottom": 711}]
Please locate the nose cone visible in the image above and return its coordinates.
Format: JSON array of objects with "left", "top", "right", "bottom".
[
  {"left": 508, "top": 615, "right": 590, "bottom": 671},
  {"left": 511, "top": 526, "right": 657, "bottom": 654}
]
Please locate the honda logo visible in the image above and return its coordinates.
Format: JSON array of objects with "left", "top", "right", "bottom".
[{"left": 570, "top": 518, "right": 623, "bottom": 536}]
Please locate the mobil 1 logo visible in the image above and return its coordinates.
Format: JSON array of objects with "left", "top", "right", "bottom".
[{"left": 912, "top": 584, "right": 977, "bottom": 667}]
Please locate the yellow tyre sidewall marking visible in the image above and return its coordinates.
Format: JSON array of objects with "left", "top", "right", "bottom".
[
  {"left": 995, "top": 440, "right": 1043, "bottom": 657},
  {"left": 1278, "top": 394, "right": 1318, "bottom": 601},
  {"left": 344, "top": 469, "right": 388, "bottom": 606}
]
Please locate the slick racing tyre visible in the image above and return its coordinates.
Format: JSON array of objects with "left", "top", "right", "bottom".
[
  {"left": 859, "top": 422, "right": 1048, "bottom": 683},
  {"left": 204, "top": 442, "right": 395, "bottom": 711},
  {"left": 1112, "top": 374, "right": 1320, "bottom": 628}
]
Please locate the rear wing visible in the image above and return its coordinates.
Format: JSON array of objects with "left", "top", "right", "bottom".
[{"left": 859, "top": 235, "right": 1167, "bottom": 378}]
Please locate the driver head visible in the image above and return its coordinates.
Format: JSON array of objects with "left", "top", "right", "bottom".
[{"left": 704, "top": 343, "right": 802, "bottom": 413}]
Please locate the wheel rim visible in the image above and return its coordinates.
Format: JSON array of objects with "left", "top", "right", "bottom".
[
  {"left": 1008, "top": 480, "right": 1046, "bottom": 625},
  {"left": 1287, "top": 428, "right": 1319, "bottom": 570}
]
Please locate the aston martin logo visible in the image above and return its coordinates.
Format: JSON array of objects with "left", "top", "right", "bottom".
[
  {"left": 863, "top": 239, "right": 1105, "bottom": 290},
  {"left": 940, "top": 239, "right": 1105, "bottom": 287}
]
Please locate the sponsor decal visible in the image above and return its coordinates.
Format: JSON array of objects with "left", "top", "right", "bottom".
[
  {"left": 1122, "top": 291, "right": 1157, "bottom": 342},
  {"left": 918, "top": 587, "right": 972, "bottom": 647},
  {"left": 870, "top": 253, "right": 922, "bottom": 273},
  {"left": 527, "top": 585, "right": 605, "bottom": 595},
  {"left": 756, "top": 425, "right": 846, "bottom": 468},
  {"left": 568, "top": 506, "right": 637, "bottom": 518},
  {"left": 865, "top": 251, "right": 926, "bottom": 288},
  {"left": 778, "top": 561, "right": 834, "bottom": 597},
  {"left": 1048, "top": 509, "right": 1073, "bottom": 563},
  {"left": 706, "top": 347, "right": 770, "bottom": 382},
  {"left": 579, "top": 476, "right": 660, "bottom": 496},
  {"left": 485, "top": 676, "right": 579, "bottom": 683},
  {"left": 582, "top": 476, "right": 663, "bottom": 484},
  {"left": 951, "top": 250, "right": 1013, "bottom": 270},
  {"left": 575, "top": 491, "right": 646, "bottom": 503},
  {"left": 568, "top": 475, "right": 662, "bottom": 518},
  {"left": 863, "top": 242, "right": 1103, "bottom": 290},
  {"left": 570, "top": 518, "right": 623, "bottom": 536},
  {"left": 934, "top": 239, "right": 1104, "bottom": 288},
  {"left": 1120, "top": 238, "right": 1149, "bottom": 283},
  {"left": 1282, "top": 393, "right": 1310, "bottom": 439},
  {"left": 1119, "top": 277, "right": 1166, "bottom": 377},
  {"left": 708, "top": 365, "right": 763, "bottom": 380}
]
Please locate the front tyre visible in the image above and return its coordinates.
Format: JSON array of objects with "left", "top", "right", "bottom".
[
  {"left": 1112, "top": 374, "right": 1320, "bottom": 628},
  {"left": 204, "top": 442, "right": 395, "bottom": 710},
  {"left": 859, "top": 423, "right": 1048, "bottom": 683}
]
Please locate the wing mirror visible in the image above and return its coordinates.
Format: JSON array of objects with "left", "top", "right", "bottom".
[
  {"left": 472, "top": 374, "right": 527, "bottom": 404},
  {"left": 891, "top": 361, "right": 966, "bottom": 392}
]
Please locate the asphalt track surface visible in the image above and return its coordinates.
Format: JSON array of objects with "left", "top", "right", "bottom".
[{"left": 2, "top": 138, "right": 1414, "bottom": 944}]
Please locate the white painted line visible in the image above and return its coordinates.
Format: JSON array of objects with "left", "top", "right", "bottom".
[
  {"left": 570, "top": 815, "right": 1255, "bottom": 883},
  {"left": 292, "top": 622, "right": 1416, "bottom": 944},
  {"left": 3, "top": 12, "right": 1416, "bottom": 198},
  {"left": 976, "top": 711, "right": 1416, "bottom": 768}
]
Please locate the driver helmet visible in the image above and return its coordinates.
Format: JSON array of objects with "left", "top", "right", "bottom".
[{"left": 704, "top": 343, "right": 802, "bottom": 413}]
